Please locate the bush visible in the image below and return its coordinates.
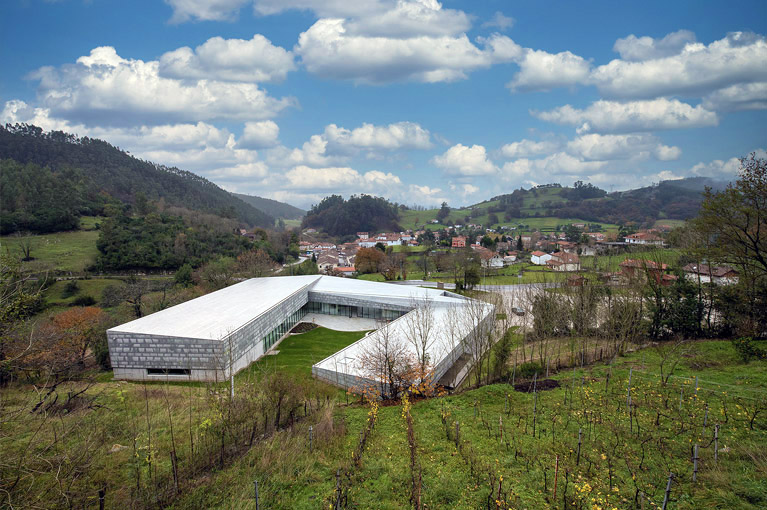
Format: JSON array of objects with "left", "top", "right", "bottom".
[
  {"left": 516, "top": 361, "right": 542, "bottom": 380},
  {"left": 93, "top": 335, "right": 111, "bottom": 370},
  {"left": 731, "top": 337, "right": 767, "bottom": 363},
  {"left": 61, "top": 280, "right": 80, "bottom": 298},
  {"left": 70, "top": 295, "right": 96, "bottom": 307}
]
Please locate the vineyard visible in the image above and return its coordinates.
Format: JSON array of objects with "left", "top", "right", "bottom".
[
  {"left": 2, "top": 337, "right": 764, "bottom": 509},
  {"left": 168, "top": 339, "right": 766, "bottom": 509}
]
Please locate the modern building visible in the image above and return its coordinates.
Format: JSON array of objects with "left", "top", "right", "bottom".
[{"left": 107, "top": 276, "right": 494, "bottom": 390}]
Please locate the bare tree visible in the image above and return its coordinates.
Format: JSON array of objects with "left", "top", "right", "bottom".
[
  {"left": 459, "top": 295, "right": 495, "bottom": 387},
  {"left": 357, "top": 319, "right": 409, "bottom": 399},
  {"left": 403, "top": 295, "right": 436, "bottom": 383}
]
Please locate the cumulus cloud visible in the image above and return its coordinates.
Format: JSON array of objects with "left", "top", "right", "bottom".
[
  {"left": 507, "top": 48, "right": 591, "bottom": 91},
  {"left": 702, "top": 82, "right": 767, "bottom": 112},
  {"left": 237, "top": 120, "right": 280, "bottom": 149},
  {"left": 282, "top": 165, "right": 402, "bottom": 191},
  {"left": 500, "top": 152, "right": 607, "bottom": 181},
  {"left": 689, "top": 149, "right": 767, "bottom": 178},
  {"left": 566, "top": 133, "right": 681, "bottom": 161},
  {"left": 500, "top": 139, "right": 558, "bottom": 158},
  {"left": 295, "top": 19, "right": 518, "bottom": 84},
  {"left": 482, "top": 12, "right": 514, "bottom": 31},
  {"left": 28, "top": 47, "right": 295, "bottom": 127},
  {"left": 344, "top": 0, "right": 471, "bottom": 38},
  {"left": 592, "top": 32, "right": 767, "bottom": 99},
  {"left": 323, "top": 121, "right": 432, "bottom": 151},
  {"left": 613, "top": 30, "right": 697, "bottom": 61},
  {"left": 1, "top": 100, "right": 236, "bottom": 153},
  {"left": 166, "top": 0, "right": 250, "bottom": 23},
  {"left": 159, "top": 34, "right": 295, "bottom": 83},
  {"left": 533, "top": 98, "right": 718, "bottom": 133},
  {"left": 431, "top": 143, "right": 497, "bottom": 176}
]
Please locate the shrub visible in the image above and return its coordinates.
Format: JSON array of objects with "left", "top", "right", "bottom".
[
  {"left": 516, "top": 361, "right": 542, "bottom": 380},
  {"left": 731, "top": 337, "right": 767, "bottom": 363},
  {"left": 61, "top": 280, "right": 80, "bottom": 298},
  {"left": 70, "top": 295, "right": 96, "bottom": 307}
]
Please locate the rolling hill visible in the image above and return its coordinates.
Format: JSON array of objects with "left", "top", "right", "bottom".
[
  {"left": 399, "top": 178, "right": 728, "bottom": 231},
  {"left": 0, "top": 124, "right": 274, "bottom": 234},
  {"left": 232, "top": 193, "right": 305, "bottom": 220}
]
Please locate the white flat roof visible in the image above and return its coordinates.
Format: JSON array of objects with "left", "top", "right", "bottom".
[
  {"left": 313, "top": 295, "right": 494, "bottom": 380},
  {"left": 108, "top": 275, "right": 321, "bottom": 340}
]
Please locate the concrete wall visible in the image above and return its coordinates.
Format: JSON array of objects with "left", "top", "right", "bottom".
[{"left": 108, "top": 331, "right": 225, "bottom": 381}]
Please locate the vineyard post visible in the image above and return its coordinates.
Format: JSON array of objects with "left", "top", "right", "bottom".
[
  {"left": 627, "top": 368, "right": 633, "bottom": 412},
  {"left": 98, "top": 487, "right": 106, "bottom": 510},
  {"left": 577, "top": 428, "right": 582, "bottom": 466},
  {"left": 309, "top": 425, "right": 313, "bottom": 453},
  {"left": 679, "top": 387, "right": 683, "bottom": 411},
  {"left": 693, "top": 444, "right": 699, "bottom": 482},
  {"left": 455, "top": 421, "right": 460, "bottom": 449},
  {"left": 553, "top": 455, "right": 560, "bottom": 503},
  {"left": 499, "top": 415, "right": 503, "bottom": 441},
  {"left": 714, "top": 425, "right": 719, "bottom": 463},
  {"left": 254, "top": 480, "right": 260, "bottom": 510},
  {"left": 662, "top": 472, "right": 674, "bottom": 510},
  {"left": 533, "top": 372, "right": 538, "bottom": 437}
]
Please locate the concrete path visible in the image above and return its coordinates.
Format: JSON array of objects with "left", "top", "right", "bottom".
[{"left": 300, "top": 313, "right": 378, "bottom": 331}]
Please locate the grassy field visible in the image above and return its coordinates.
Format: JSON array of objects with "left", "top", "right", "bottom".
[
  {"left": 0, "top": 217, "right": 102, "bottom": 273},
  {"left": 43, "top": 277, "right": 126, "bottom": 308},
  {"left": 2, "top": 327, "right": 765, "bottom": 509},
  {"left": 581, "top": 248, "right": 682, "bottom": 272},
  {"left": 152, "top": 339, "right": 767, "bottom": 509}
]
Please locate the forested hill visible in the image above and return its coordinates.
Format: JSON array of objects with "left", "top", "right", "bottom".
[
  {"left": 483, "top": 178, "right": 726, "bottom": 227},
  {"left": 303, "top": 194, "right": 402, "bottom": 238},
  {"left": 0, "top": 124, "right": 274, "bottom": 234},
  {"left": 232, "top": 193, "right": 305, "bottom": 220}
]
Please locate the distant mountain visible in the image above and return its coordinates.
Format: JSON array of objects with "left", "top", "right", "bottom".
[
  {"left": 0, "top": 124, "right": 274, "bottom": 234},
  {"left": 232, "top": 193, "right": 305, "bottom": 220}
]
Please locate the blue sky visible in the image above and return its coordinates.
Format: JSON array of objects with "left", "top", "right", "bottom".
[{"left": 2, "top": 0, "right": 765, "bottom": 209}]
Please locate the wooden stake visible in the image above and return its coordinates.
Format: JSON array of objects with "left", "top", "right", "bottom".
[
  {"left": 662, "top": 472, "right": 674, "bottom": 510},
  {"left": 714, "top": 424, "right": 719, "bottom": 463},
  {"left": 553, "top": 455, "right": 560, "bottom": 502},
  {"left": 693, "top": 444, "right": 699, "bottom": 482}
]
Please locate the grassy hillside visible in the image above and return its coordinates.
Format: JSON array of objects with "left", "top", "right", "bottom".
[
  {"left": 0, "top": 218, "right": 101, "bottom": 273},
  {"left": 2, "top": 323, "right": 765, "bottom": 510}
]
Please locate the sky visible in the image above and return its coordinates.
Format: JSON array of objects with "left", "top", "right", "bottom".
[{"left": 1, "top": 0, "right": 766, "bottom": 210}]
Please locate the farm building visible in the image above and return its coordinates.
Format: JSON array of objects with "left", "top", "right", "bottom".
[{"left": 107, "top": 276, "right": 494, "bottom": 389}]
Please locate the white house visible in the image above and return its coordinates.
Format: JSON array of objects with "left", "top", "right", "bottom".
[
  {"left": 624, "top": 232, "right": 665, "bottom": 246},
  {"left": 531, "top": 251, "right": 552, "bottom": 265},
  {"left": 546, "top": 251, "right": 581, "bottom": 272},
  {"left": 682, "top": 264, "right": 739, "bottom": 285}
]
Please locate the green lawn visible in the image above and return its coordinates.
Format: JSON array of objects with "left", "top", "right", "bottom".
[
  {"left": 44, "top": 278, "right": 125, "bottom": 308},
  {"left": 1, "top": 228, "right": 100, "bottom": 273},
  {"left": 246, "top": 327, "right": 368, "bottom": 378},
  {"left": 581, "top": 248, "right": 682, "bottom": 272}
]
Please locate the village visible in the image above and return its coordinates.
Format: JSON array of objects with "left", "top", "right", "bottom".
[{"left": 287, "top": 223, "right": 738, "bottom": 287}]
